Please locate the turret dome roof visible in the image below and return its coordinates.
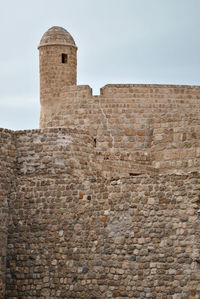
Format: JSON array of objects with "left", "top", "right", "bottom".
[{"left": 38, "top": 26, "right": 77, "bottom": 49}]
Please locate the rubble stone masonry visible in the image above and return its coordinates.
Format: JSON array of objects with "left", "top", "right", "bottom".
[
  {"left": 0, "top": 26, "right": 200, "bottom": 298},
  {"left": 0, "top": 129, "right": 16, "bottom": 297}
]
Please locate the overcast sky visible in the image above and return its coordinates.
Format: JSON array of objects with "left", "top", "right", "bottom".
[{"left": 0, "top": 0, "right": 199, "bottom": 130}]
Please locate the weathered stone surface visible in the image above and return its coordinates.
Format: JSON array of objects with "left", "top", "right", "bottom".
[{"left": 3, "top": 170, "right": 200, "bottom": 298}]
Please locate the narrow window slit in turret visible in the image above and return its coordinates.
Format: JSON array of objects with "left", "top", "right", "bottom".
[
  {"left": 62, "top": 53, "right": 68, "bottom": 64},
  {"left": 94, "top": 138, "right": 97, "bottom": 147}
]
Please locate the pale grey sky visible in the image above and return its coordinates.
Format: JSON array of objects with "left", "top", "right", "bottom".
[{"left": 0, "top": 0, "right": 199, "bottom": 130}]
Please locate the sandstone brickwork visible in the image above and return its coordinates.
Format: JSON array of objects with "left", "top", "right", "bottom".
[
  {"left": 40, "top": 84, "right": 200, "bottom": 175},
  {"left": 0, "top": 26, "right": 200, "bottom": 298}
]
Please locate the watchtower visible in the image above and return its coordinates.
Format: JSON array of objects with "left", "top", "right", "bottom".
[{"left": 38, "top": 26, "right": 77, "bottom": 126}]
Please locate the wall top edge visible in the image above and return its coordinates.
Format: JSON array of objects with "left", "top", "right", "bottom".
[
  {"left": 101, "top": 83, "right": 200, "bottom": 89},
  {"left": 0, "top": 127, "right": 90, "bottom": 134},
  {"left": 59, "top": 83, "right": 200, "bottom": 98}
]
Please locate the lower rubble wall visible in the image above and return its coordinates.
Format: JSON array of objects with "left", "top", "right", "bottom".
[
  {"left": 0, "top": 129, "right": 16, "bottom": 298},
  {"left": 6, "top": 173, "right": 200, "bottom": 298}
]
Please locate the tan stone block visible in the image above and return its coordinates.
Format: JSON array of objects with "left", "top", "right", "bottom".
[{"left": 125, "top": 129, "right": 136, "bottom": 136}]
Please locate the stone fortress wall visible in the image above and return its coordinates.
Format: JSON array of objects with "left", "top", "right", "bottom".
[
  {"left": 41, "top": 83, "right": 200, "bottom": 175},
  {"left": 0, "top": 26, "right": 200, "bottom": 298}
]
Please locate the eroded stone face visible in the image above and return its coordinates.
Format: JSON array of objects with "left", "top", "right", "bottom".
[
  {"left": 5, "top": 168, "right": 200, "bottom": 298},
  {"left": 0, "top": 127, "right": 199, "bottom": 298}
]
